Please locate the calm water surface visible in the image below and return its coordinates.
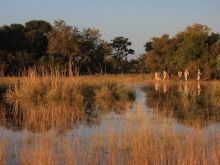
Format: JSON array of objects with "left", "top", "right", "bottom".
[{"left": 0, "top": 82, "right": 219, "bottom": 164}]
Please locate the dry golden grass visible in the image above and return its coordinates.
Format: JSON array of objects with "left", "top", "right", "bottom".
[
  {"left": 0, "top": 140, "right": 6, "bottom": 165},
  {"left": 3, "top": 73, "right": 220, "bottom": 101},
  {"left": 1, "top": 73, "right": 220, "bottom": 164},
  {"left": 19, "top": 138, "right": 59, "bottom": 165},
  {"left": 1, "top": 92, "right": 132, "bottom": 134},
  {"left": 16, "top": 106, "right": 220, "bottom": 165},
  {"left": 10, "top": 101, "right": 85, "bottom": 133},
  {"left": 4, "top": 71, "right": 135, "bottom": 103}
]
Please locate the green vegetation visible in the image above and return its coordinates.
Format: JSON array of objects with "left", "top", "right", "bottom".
[
  {"left": 1, "top": 20, "right": 219, "bottom": 79},
  {"left": 0, "top": 20, "right": 135, "bottom": 76},
  {"left": 1, "top": 18, "right": 220, "bottom": 165},
  {"left": 141, "top": 24, "right": 220, "bottom": 79},
  {"left": 144, "top": 82, "right": 220, "bottom": 128}
]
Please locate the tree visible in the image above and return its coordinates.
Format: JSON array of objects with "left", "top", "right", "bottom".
[
  {"left": 110, "top": 37, "right": 135, "bottom": 73},
  {"left": 47, "top": 20, "right": 81, "bottom": 76},
  {"left": 79, "top": 28, "right": 101, "bottom": 74},
  {"left": 144, "top": 41, "right": 152, "bottom": 52},
  {"left": 25, "top": 20, "right": 52, "bottom": 33},
  {"left": 211, "top": 40, "right": 220, "bottom": 56},
  {"left": 142, "top": 23, "right": 217, "bottom": 78},
  {"left": 0, "top": 24, "right": 27, "bottom": 53},
  {"left": 79, "top": 28, "right": 111, "bottom": 74},
  {"left": 25, "top": 20, "right": 51, "bottom": 57}
]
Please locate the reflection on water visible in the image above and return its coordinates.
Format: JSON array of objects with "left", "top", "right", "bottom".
[
  {"left": 146, "top": 81, "right": 220, "bottom": 129},
  {"left": 0, "top": 98, "right": 131, "bottom": 134},
  {"left": 0, "top": 82, "right": 219, "bottom": 133},
  {"left": 0, "top": 82, "right": 220, "bottom": 164},
  {"left": 0, "top": 81, "right": 218, "bottom": 136}
]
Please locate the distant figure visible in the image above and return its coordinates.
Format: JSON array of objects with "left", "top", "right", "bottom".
[
  {"left": 155, "top": 72, "right": 159, "bottom": 81},
  {"left": 163, "top": 70, "right": 167, "bottom": 80},
  {"left": 155, "top": 72, "right": 161, "bottom": 81},
  {"left": 197, "top": 69, "right": 202, "bottom": 81},
  {"left": 178, "top": 71, "right": 183, "bottom": 80},
  {"left": 184, "top": 69, "right": 189, "bottom": 81},
  {"left": 158, "top": 72, "right": 161, "bottom": 80}
]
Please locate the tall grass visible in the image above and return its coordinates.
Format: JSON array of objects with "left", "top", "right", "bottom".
[
  {"left": 5, "top": 71, "right": 135, "bottom": 103},
  {"left": 0, "top": 140, "right": 6, "bottom": 165},
  {"left": 144, "top": 82, "right": 220, "bottom": 128},
  {"left": 19, "top": 138, "right": 59, "bottom": 165},
  {"left": 16, "top": 106, "right": 220, "bottom": 165},
  {"left": 0, "top": 99, "right": 131, "bottom": 133},
  {"left": 1, "top": 74, "right": 220, "bottom": 164}
]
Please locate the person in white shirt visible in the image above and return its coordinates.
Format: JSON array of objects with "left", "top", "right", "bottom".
[
  {"left": 184, "top": 69, "right": 189, "bottom": 81},
  {"left": 163, "top": 70, "right": 167, "bottom": 80},
  {"left": 178, "top": 71, "right": 182, "bottom": 80},
  {"left": 197, "top": 68, "right": 202, "bottom": 81}
]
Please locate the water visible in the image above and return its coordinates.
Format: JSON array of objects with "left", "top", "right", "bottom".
[{"left": 0, "top": 82, "right": 219, "bottom": 164}]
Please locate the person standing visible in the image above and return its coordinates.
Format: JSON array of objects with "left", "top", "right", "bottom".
[
  {"left": 163, "top": 70, "right": 167, "bottom": 80},
  {"left": 155, "top": 72, "right": 159, "bottom": 80},
  {"left": 197, "top": 69, "right": 202, "bottom": 81},
  {"left": 178, "top": 71, "right": 182, "bottom": 80},
  {"left": 184, "top": 69, "right": 189, "bottom": 81}
]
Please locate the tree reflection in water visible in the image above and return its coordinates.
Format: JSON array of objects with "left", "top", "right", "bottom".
[
  {"left": 145, "top": 81, "right": 220, "bottom": 129},
  {"left": 0, "top": 98, "right": 131, "bottom": 134}
]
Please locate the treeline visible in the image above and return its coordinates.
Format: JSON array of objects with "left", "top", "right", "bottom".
[
  {"left": 1, "top": 20, "right": 220, "bottom": 79},
  {"left": 0, "top": 20, "right": 136, "bottom": 76},
  {"left": 141, "top": 24, "right": 220, "bottom": 79}
]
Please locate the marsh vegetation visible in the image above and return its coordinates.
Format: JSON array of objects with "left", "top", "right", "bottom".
[
  {"left": 0, "top": 75, "right": 219, "bottom": 164},
  {"left": 0, "top": 5, "right": 220, "bottom": 165}
]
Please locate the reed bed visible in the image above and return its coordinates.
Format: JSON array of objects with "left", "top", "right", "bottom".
[
  {"left": 4, "top": 71, "right": 136, "bottom": 103},
  {"left": 17, "top": 107, "right": 220, "bottom": 165},
  {"left": 0, "top": 99, "right": 131, "bottom": 133},
  {"left": 1, "top": 73, "right": 220, "bottom": 164},
  {"left": 3, "top": 73, "right": 220, "bottom": 102},
  {"left": 0, "top": 140, "right": 6, "bottom": 165}
]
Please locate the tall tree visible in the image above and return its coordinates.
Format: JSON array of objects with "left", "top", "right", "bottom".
[
  {"left": 25, "top": 20, "right": 52, "bottom": 33},
  {"left": 110, "top": 36, "right": 135, "bottom": 73},
  {"left": 79, "top": 28, "right": 111, "bottom": 74},
  {"left": 144, "top": 41, "right": 152, "bottom": 52},
  {"left": 142, "top": 23, "right": 219, "bottom": 79},
  {"left": 0, "top": 24, "right": 26, "bottom": 53},
  {"left": 25, "top": 20, "right": 51, "bottom": 57},
  {"left": 47, "top": 20, "right": 81, "bottom": 76}
]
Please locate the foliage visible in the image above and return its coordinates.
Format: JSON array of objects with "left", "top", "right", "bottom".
[
  {"left": 110, "top": 36, "right": 135, "bottom": 73},
  {"left": 1, "top": 21, "right": 220, "bottom": 78},
  {"left": 142, "top": 24, "right": 220, "bottom": 79},
  {"left": 0, "top": 19, "right": 137, "bottom": 76}
]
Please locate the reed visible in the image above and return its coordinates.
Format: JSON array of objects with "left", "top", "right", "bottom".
[
  {"left": 0, "top": 140, "right": 6, "bottom": 165},
  {"left": 19, "top": 138, "right": 59, "bottom": 165},
  {"left": 5, "top": 71, "right": 135, "bottom": 103},
  {"left": 1, "top": 74, "right": 220, "bottom": 164},
  {"left": 16, "top": 106, "right": 220, "bottom": 165}
]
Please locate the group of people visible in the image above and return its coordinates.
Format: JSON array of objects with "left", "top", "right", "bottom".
[{"left": 155, "top": 68, "right": 202, "bottom": 81}]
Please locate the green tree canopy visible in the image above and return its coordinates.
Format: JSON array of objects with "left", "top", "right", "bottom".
[
  {"left": 47, "top": 20, "right": 81, "bottom": 76},
  {"left": 142, "top": 23, "right": 220, "bottom": 79},
  {"left": 110, "top": 36, "right": 135, "bottom": 73}
]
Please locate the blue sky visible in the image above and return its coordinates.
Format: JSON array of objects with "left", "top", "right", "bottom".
[{"left": 0, "top": 0, "right": 220, "bottom": 57}]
